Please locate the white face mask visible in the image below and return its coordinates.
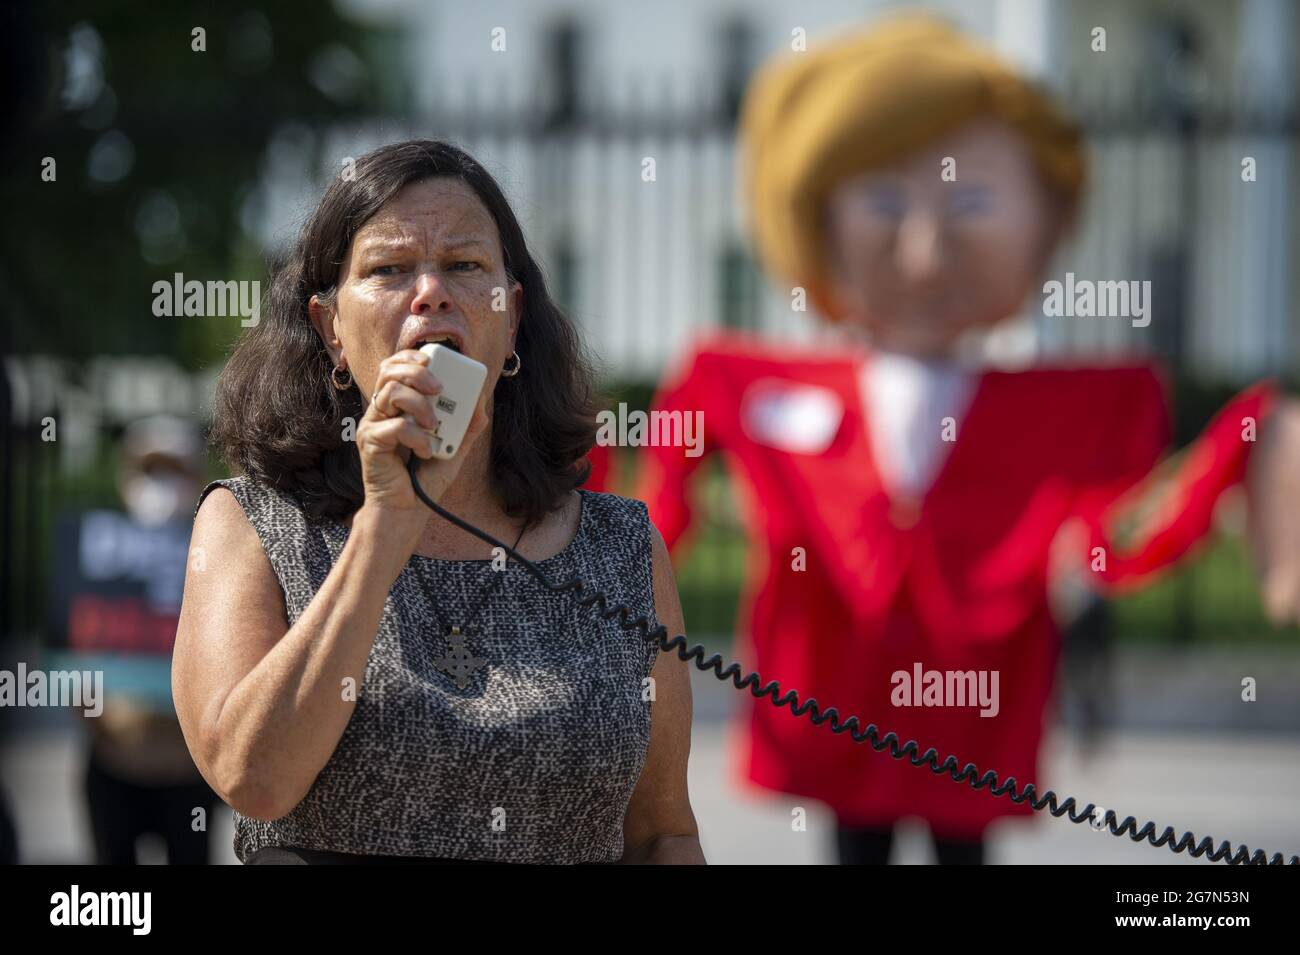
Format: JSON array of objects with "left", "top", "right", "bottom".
[{"left": 122, "top": 474, "right": 195, "bottom": 526}]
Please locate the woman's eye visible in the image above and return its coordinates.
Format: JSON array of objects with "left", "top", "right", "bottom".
[
  {"left": 948, "top": 185, "right": 991, "bottom": 216},
  {"left": 449, "top": 261, "right": 480, "bottom": 272},
  {"left": 370, "top": 264, "right": 401, "bottom": 276},
  {"left": 865, "top": 188, "right": 906, "bottom": 218}
]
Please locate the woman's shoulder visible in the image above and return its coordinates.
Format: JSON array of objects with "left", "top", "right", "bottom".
[
  {"left": 194, "top": 474, "right": 246, "bottom": 521},
  {"left": 578, "top": 487, "right": 649, "bottom": 525},
  {"left": 194, "top": 474, "right": 287, "bottom": 521},
  {"left": 192, "top": 474, "right": 317, "bottom": 549},
  {"left": 576, "top": 488, "right": 654, "bottom": 554}
]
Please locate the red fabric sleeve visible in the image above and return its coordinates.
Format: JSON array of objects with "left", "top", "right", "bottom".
[
  {"left": 1084, "top": 379, "right": 1278, "bottom": 591},
  {"left": 634, "top": 347, "right": 715, "bottom": 555}
]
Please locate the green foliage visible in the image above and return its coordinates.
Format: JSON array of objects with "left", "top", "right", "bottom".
[{"left": 0, "top": 2, "right": 380, "bottom": 367}]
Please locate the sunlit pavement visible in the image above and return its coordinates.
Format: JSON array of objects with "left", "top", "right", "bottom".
[{"left": 4, "top": 663, "right": 1298, "bottom": 865}]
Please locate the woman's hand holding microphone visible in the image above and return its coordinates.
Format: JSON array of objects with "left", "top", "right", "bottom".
[{"left": 353, "top": 349, "right": 490, "bottom": 531}]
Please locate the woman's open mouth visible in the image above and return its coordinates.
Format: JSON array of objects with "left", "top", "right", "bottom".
[{"left": 414, "top": 336, "right": 463, "bottom": 354}]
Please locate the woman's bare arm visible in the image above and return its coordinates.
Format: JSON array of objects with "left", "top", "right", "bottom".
[
  {"left": 619, "top": 525, "right": 705, "bottom": 864},
  {"left": 172, "top": 487, "right": 419, "bottom": 820}
]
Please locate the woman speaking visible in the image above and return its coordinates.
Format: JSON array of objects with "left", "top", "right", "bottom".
[{"left": 172, "top": 140, "right": 703, "bottom": 864}]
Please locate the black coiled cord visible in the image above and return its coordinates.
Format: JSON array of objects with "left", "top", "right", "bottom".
[{"left": 407, "top": 455, "right": 1298, "bottom": 865}]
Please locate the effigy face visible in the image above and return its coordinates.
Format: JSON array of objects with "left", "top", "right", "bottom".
[{"left": 822, "top": 118, "right": 1063, "bottom": 359}]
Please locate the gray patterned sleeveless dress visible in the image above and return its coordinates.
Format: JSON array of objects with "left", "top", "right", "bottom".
[{"left": 192, "top": 475, "right": 661, "bottom": 864}]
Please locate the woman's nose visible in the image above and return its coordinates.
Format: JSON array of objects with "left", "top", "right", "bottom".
[
  {"left": 411, "top": 269, "right": 453, "bottom": 313},
  {"left": 894, "top": 209, "right": 946, "bottom": 287}
]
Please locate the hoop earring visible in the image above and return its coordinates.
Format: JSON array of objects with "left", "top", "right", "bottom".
[
  {"left": 331, "top": 364, "right": 353, "bottom": 391},
  {"left": 501, "top": 350, "right": 521, "bottom": 378}
]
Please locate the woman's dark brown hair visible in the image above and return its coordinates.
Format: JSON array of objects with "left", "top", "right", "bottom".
[{"left": 210, "top": 140, "right": 600, "bottom": 527}]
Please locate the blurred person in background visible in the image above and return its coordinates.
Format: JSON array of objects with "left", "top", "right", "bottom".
[
  {"left": 68, "top": 415, "right": 219, "bottom": 864},
  {"left": 638, "top": 14, "right": 1300, "bottom": 864}
]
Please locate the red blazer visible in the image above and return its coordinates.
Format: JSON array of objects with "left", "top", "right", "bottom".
[{"left": 635, "top": 331, "right": 1275, "bottom": 837}]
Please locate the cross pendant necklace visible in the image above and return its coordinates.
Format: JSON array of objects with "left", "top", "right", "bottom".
[
  {"left": 414, "top": 521, "right": 527, "bottom": 690},
  {"left": 433, "top": 627, "right": 489, "bottom": 690}
]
